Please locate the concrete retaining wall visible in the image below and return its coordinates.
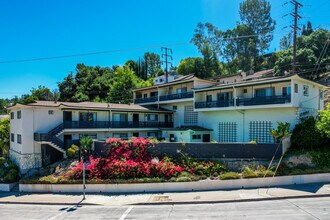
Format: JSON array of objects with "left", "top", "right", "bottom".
[
  {"left": 0, "top": 183, "right": 16, "bottom": 192},
  {"left": 19, "top": 173, "right": 330, "bottom": 194}
]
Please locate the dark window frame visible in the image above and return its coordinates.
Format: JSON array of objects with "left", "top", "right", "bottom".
[
  {"left": 11, "top": 133, "right": 14, "bottom": 142},
  {"left": 17, "top": 134, "right": 22, "bottom": 144}
]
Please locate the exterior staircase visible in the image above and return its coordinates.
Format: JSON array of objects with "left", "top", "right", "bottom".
[
  {"left": 10, "top": 183, "right": 19, "bottom": 192},
  {"left": 34, "top": 123, "right": 67, "bottom": 157}
]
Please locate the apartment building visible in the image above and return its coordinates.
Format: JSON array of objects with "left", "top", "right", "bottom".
[
  {"left": 8, "top": 71, "right": 326, "bottom": 172},
  {"left": 8, "top": 101, "right": 173, "bottom": 172},
  {"left": 132, "top": 73, "right": 326, "bottom": 144}
]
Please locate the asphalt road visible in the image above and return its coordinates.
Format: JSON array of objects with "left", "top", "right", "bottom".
[{"left": 0, "top": 197, "right": 329, "bottom": 220}]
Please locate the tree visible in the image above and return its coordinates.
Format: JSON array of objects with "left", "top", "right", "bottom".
[
  {"left": 177, "top": 57, "right": 204, "bottom": 76},
  {"left": 279, "top": 32, "right": 293, "bottom": 50},
  {"left": 107, "top": 66, "right": 152, "bottom": 104},
  {"left": 0, "top": 99, "right": 10, "bottom": 115},
  {"left": 239, "top": 0, "right": 276, "bottom": 59},
  {"left": 58, "top": 64, "right": 113, "bottom": 102},
  {"left": 143, "top": 52, "right": 162, "bottom": 78},
  {"left": 302, "top": 21, "right": 313, "bottom": 36},
  {"left": 191, "top": 22, "right": 222, "bottom": 76},
  {"left": 222, "top": 24, "right": 256, "bottom": 71},
  {"left": 274, "top": 29, "right": 330, "bottom": 77},
  {"left": 0, "top": 117, "right": 10, "bottom": 156},
  {"left": 31, "top": 86, "right": 54, "bottom": 101}
]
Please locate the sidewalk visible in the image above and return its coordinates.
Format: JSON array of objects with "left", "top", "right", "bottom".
[{"left": 0, "top": 183, "right": 329, "bottom": 206}]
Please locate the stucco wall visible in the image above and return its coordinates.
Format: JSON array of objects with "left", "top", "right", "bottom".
[{"left": 198, "top": 107, "right": 299, "bottom": 143}]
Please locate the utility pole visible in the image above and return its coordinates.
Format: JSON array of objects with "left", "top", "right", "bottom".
[
  {"left": 161, "top": 47, "right": 173, "bottom": 83},
  {"left": 290, "top": 0, "right": 303, "bottom": 74}
]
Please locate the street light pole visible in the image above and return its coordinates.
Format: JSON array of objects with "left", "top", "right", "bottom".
[{"left": 82, "top": 159, "right": 86, "bottom": 200}]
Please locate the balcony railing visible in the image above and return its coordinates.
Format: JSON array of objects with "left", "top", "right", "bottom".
[
  {"left": 195, "top": 99, "right": 234, "bottom": 109},
  {"left": 63, "top": 121, "right": 174, "bottom": 129},
  {"left": 159, "top": 91, "right": 194, "bottom": 101},
  {"left": 134, "top": 96, "right": 158, "bottom": 104},
  {"left": 237, "top": 95, "right": 291, "bottom": 106},
  {"left": 195, "top": 95, "right": 291, "bottom": 109}
]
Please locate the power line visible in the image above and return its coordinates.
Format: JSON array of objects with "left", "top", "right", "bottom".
[{"left": 0, "top": 32, "right": 291, "bottom": 65}]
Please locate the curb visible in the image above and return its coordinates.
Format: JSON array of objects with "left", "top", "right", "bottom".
[
  {"left": 0, "top": 194, "right": 329, "bottom": 206},
  {"left": 0, "top": 201, "right": 100, "bottom": 206},
  {"left": 134, "top": 194, "right": 330, "bottom": 205}
]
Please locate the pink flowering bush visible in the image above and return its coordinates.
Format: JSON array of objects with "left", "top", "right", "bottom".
[{"left": 65, "top": 137, "right": 183, "bottom": 180}]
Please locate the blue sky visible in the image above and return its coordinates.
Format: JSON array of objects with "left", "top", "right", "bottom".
[{"left": 0, "top": 0, "right": 329, "bottom": 99}]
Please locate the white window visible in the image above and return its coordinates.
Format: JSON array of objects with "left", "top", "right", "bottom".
[
  {"left": 192, "top": 134, "right": 201, "bottom": 140},
  {"left": 303, "top": 85, "right": 309, "bottom": 96},
  {"left": 320, "top": 91, "right": 324, "bottom": 100},
  {"left": 79, "top": 134, "right": 97, "bottom": 139},
  {"left": 147, "top": 114, "right": 158, "bottom": 121},
  {"left": 172, "top": 106, "right": 177, "bottom": 111},
  {"left": 113, "top": 113, "right": 128, "bottom": 122},
  {"left": 17, "top": 134, "right": 22, "bottom": 144},
  {"left": 282, "top": 86, "right": 291, "bottom": 96},
  {"left": 48, "top": 110, "right": 54, "bottom": 115},
  {"left": 113, "top": 133, "right": 128, "bottom": 139},
  {"left": 294, "top": 84, "right": 298, "bottom": 93},
  {"left": 17, "top": 111, "right": 21, "bottom": 119},
  {"left": 11, "top": 133, "right": 14, "bottom": 142},
  {"left": 176, "top": 87, "right": 187, "bottom": 94},
  {"left": 147, "top": 132, "right": 158, "bottom": 138},
  {"left": 79, "top": 112, "right": 97, "bottom": 122},
  {"left": 10, "top": 112, "right": 14, "bottom": 119},
  {"left": 206, "top": 95, "right": 212, "bottom": 102},
  {"left": 255, "top": 88, "right": 274, "bottom": 97}
]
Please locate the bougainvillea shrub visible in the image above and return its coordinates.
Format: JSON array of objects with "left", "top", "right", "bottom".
[{"left": 65, "top": 137, "right": 226, "bottom": 181}]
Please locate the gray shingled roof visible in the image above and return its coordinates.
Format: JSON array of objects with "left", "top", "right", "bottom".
[{"left": 10, "top": 101, "right": 172, "bottom": 113}]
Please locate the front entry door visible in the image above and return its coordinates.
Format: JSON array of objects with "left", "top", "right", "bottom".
[
  {"left": 63, "top": 111, "right": 72, "bottom": 122},
  {"left": 133, "top": 114, "right": 139, "bottom": 127},
  {"left": 64, "top": 135, "right": 72, "bottom": 149},
  {"left": 202, "top": 134, "right": 210, "bottom": 142}
]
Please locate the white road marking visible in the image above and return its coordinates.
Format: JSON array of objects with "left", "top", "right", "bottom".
[
  {"left": 118, "top": 206, "right": 133, "bottom": 220},
  {"left": 48, "top": 204, "right": 77, "bottom": 220}
]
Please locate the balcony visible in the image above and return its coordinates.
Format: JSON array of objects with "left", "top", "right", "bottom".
[
  {"left": 63, "top": 121, "right": 174, "bottom": 129},
  {"left": 195, "top": 99, "right": 234, "bottom": 109},
  {"left": 237, "top": 95, "right": 291, "bottom": 106},
  {"left": 134, "top": 96, "right": 158, "bottom": 104},
  {"left": 159, "top": 91, "right": 194, "bottom": 101},
  {"left": 194, "top": 95, "right": 291, "bottom": 109}
]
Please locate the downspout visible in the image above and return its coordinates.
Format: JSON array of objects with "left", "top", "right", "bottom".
[{"left": 32, "top": 107, "right": 36, "bottom": 168}]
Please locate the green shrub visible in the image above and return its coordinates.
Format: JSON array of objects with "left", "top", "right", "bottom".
[
  {"left": 242, "top": 167, "right": 259, "bottom": 178},
  {"left": 3, "top": 169, "right": 19, "bottom": 183},
  {"left": 291, "top": 117, "right": 324, "bottom": 150},
  {"left": 220, "top": 172, "right": 240, "bottom": 180},
  {"left": 0, "top": 157, "right": 19, "bottom": 183},
  {"left": 67, "top": 144, "right": 79, "bottom": 159},
  {"left": 176, "top": 176, "right": 192, "bottom": 182},
  {"left": 308, "top": 149, "right": 330, "bottom": 167},
  {"left": 259, "top": 169, "right": 275, "bottom": 177},
  {"left": 316, "top": 104, "right": 330, "bottom": 139},
  {"left": 179, "top": 171, "right": 191, "bottom": 177}
]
